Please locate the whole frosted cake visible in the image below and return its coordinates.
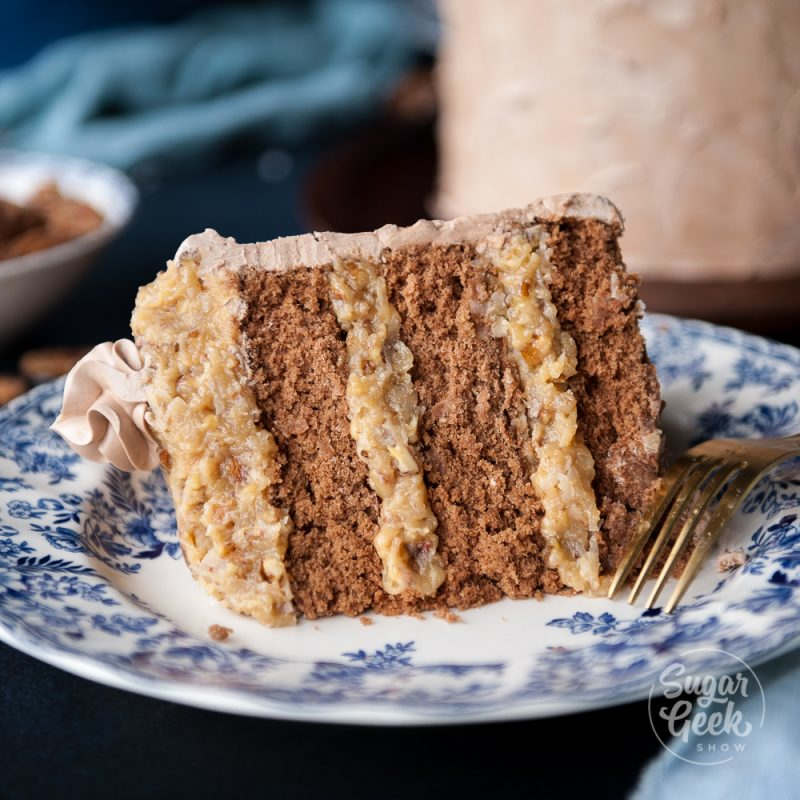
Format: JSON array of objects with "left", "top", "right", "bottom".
[
  {"left": 54, "top": 195, "right": 662, "bottom": 626},
  {"left": 436, "top": 0, "right": 800, "bottom": 281}
]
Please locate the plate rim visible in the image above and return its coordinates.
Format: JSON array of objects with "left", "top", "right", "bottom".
[{"left": 4, "top": 617, "right": 797, "bottom": 726}]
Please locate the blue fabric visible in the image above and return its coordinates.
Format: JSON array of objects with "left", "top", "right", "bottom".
[
  {"left": 631, "top": 647, "right": 800, "bottom": 799},
  {"left": 0, "top": 1, "right": 433, "bottom": 168},
  {"left": 0, "top": 0, "right": 221, "bottom": 69}
]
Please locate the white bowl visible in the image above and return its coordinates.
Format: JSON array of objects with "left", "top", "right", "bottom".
[{"left": 0, "top": 150, "right": 138, "bottom": 347}]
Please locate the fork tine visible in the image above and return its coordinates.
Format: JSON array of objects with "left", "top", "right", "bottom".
[
  {"left": 607, "top": 455, "right": 696, "bottom": 599},
  {"left": 664, "top": 466, "right": 757, "bottom": 613},
  {"left": 627, "top": 458, "right": 714, "bottom": 604},
  {"left": 645, "top": 462, "right": 743, "bottom": 609}
]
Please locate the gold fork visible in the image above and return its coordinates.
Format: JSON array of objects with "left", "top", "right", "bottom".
[{"left": 607, "top": 432, "right": 800, "bottom": 613}]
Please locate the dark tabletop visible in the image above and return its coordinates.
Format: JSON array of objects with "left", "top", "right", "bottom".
[{"left": 1, "top": 140, "right": 664, "bottom": 800}]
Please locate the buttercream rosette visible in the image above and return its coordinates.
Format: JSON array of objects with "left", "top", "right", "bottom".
[{"left": 51, "top": 339, "right": 158, "bottom": 471}]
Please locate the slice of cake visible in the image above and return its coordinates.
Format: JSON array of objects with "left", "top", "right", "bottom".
[{"left": 54, "top": 194, "right": 662, "bottom": 626}]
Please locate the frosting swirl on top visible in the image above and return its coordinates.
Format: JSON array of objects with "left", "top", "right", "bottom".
[{"left": 51, "top": 340, "right": 159, "bottom": 471}]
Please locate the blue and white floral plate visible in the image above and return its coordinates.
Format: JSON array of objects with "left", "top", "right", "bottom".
[{"left": 1, "top": 314, "right": 799, "bottom": 725}]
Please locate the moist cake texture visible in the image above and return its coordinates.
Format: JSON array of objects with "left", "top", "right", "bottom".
[{"left": 130, "top": 194, "right": 662, "bottom": 626}]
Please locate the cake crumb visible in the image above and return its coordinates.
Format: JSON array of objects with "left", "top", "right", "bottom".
[
  {"left": 434, "top": 609, "right": 462, "bottom": 623},
  {"left": 718, "top": 548, "right": 747, "bottom": 572},
  {"left": 359, "top": 616, "right": 373, "bottom": 626},
  {"left": 208, "top": 624, "right": 232, "bottom": 641}
]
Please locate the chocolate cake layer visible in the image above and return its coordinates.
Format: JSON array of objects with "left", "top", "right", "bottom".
[
  {"left": 240, "top": 267, "right": 384, "bottom": 619},
  {"left": 546, "top": 219, "right": 662, "bottom": 570},
  {"left": 238, "top": 224, "right": 660, "bottom": 619},
  {"left": 382, "top": 244, "right": 553, "bottom": 607},
  {"left": 240, "top": 254, "right": 549, "bottom": 618}
]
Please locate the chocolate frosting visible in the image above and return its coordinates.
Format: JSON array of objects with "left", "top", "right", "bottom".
[{"left": 51, "top": 340, "right": 159, "bottom": 471}]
